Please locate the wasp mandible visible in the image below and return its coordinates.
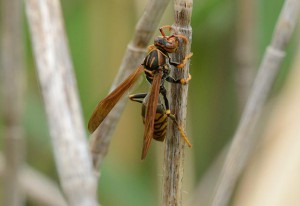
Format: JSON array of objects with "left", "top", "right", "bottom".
[{"left": 88, "top": 25, "right": 193, "bottom": 159}]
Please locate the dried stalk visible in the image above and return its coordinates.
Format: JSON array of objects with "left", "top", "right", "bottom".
[
  {"left": 20, "top": 166, "right": 68, "bottom": 206},
  {"left": 234, "top": 0, "right": 257, "bottom": 110},
  {"left": 0, "top": 154, "right": 67, "bottom": 206},
  {"left": 89, "top": 0, "right": 171, "bottom": 170},
  {"left": 162, "top": 0, "right": 193, "bottom": 205},
  {"left": 25, "top": 0, "right": 98, "bottom": 205},
  {"left": 233, "top": 39, "right": 300, "bottom": 205},
  {"left": 211, "top": 1, "right": 299, "bottom": 206},
  {"left": 0, "top": 0, "right": 25, "bottom": 205}
]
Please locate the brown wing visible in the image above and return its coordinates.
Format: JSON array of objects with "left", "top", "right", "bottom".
[
  {"left": 141, "top": 70, "right": 162, "bottom": 160},
  {"left": 88, "top": 65, "right": 144, "bottom": 133}
]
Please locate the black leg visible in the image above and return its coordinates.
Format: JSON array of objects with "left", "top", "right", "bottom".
[
  {"left": 166, "top": 76, "right": 181, "bottom": 84},
  {"left": 166, "top": 73, "right": 191, "bottom": 85},
  {"left": 169, "top": 53, "right": 193, "bottom": 69},
  {"left": 160, "top": 86, "right": 170, "bottom": 114},
  {"left": 129, "top": 93, "right": 147, "bottom": 103}
]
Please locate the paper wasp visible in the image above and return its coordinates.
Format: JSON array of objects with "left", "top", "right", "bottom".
[{"left": 88, "top": 25, "right": 192, "bottom": 159}]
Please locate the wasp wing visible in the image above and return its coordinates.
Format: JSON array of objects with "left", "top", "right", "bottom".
[
  {"left": 88, "top": 65, "right": 144, "bottom": 133},
  {"left": 141, "top": 70, "right": 162, "bottom": 160}
]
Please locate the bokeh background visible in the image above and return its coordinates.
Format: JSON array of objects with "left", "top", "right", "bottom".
[{"left": 1, "top": 0, "right": 299, "bottom": 205}]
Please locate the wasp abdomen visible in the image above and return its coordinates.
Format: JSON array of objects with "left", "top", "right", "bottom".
[
  {"left": 142, "top": 102, "right": 168, "bottom": 142},
  {"left": 152, "top": 112, "right": 168, "bottom": 141}
]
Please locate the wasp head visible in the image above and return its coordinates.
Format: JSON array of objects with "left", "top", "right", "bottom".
[
  {"left": 154, "top": 36, "right": 179, "bottom": 53},
  {"left": 154, "top": 34, "right": 189, "bottom": 53}
]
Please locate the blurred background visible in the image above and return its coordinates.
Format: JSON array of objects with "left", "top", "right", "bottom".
[{"left": 1, "top": 0, "right": 299, "bottom": 205}]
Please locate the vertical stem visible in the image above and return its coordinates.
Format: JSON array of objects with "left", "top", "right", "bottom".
[
  {"left": 25, "top": 0, "right": 98, "bottom": 205},
  {"left": 0, "top": 0, "right": 25, "bottom": 205},
  {"left": 162, "top": 0, "right": 193, "bottom": 205},
  {"left": 211, "top": 1, "right": 299, "bottom": 206},
  {"left": 234, "top": 0, "right": 257, "bottom": 110}
]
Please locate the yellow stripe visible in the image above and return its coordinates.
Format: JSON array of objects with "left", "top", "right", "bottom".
[
  {"left": 150, "top": 57, "right": 156, "bottom": 68},
  {"left": 154, "top": 121, "right": 166, "bottom": 129},
  {"left": 154, "top": 122, "right": 166, "bottom": 130},
  {"left": 154, "top": 130, "right": 166, "bottom": 137},
  {"left": 160, "top": 130, "right": 166, "bottom": 137},
  {"left": 155, "top": 114, "right": 166, "bottom": 124},
  {"left": 155, "top": 124, "right": 167, "bottom": 133},
  {"left": 157, "top": 51, "right": 161, "bottom": 65},
  {"left": 145, "top": 55, "right": 150, "bottom": 66}
]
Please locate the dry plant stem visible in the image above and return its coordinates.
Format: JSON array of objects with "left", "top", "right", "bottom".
[
  {"left": 211, "top": 1, "right": 299, "bottom": 206},
  {"left": 235, "top": 0, "right": 257, "bottom": 110},
  {"left": 20, "top": 166, "right": 68, "bottom": 206},
  {"left": 90, "top": 0, "right": 171, "bottom": 170},
  {"left": 25, "top": 0, "right": 98, "bottom": 205},
  {"left": 232, "top": 38, "right": 300, "bottom": 206},
  {"left": 0, "top": 155, "right": 67, "bottom": 206},
  {"left": 162, "top": 0, "right": 193, "bottom": 205},
  {"left": 0, "top": 0, "right": 25, "bottom": 205}
]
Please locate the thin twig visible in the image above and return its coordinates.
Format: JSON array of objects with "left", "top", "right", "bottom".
[
  {"left": 0, "top": 154, "right": 68, "bottom": 206},
  {"left": 211, "top": 1, "right": 299, "bottom": 206},
  {"left": 234, "top": 0, "right": 257, "bottom": 111},
  {"left": 233, "top": 39, "right": 300, "bottom": 205},
  {"left": 162, "top": 0, "right": 193, "bottom": 205},
  {"left": 25, "top": 0, "right": 98, "bottom": 205},
  {"left": 89, "top": 0, "right": 171, "bottom": 170},
  {"left": 20, "top": 166, "right": 68, "bottom": 206},
  {"left": 0, "top": 0, "right": 25, "bottom": 205}
]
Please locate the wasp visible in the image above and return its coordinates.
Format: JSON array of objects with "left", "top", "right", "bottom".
[{"left": 88, "top": 25, "right": 192, "bottom": 159}]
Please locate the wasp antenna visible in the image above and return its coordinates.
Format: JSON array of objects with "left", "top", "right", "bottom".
[{"left": 159, "top": 25, "right": 173, "bottom": 37}]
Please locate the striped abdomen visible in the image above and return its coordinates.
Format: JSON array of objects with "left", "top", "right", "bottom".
[
  {"left": 142, "top": 102, "right": 168, "bottom": 142},
  {"left": 152, "top": 112, "right": 168, "bottom": 141}
]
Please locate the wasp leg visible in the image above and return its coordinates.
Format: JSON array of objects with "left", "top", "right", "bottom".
[
  {"left": 129, "top": 93, "right": 147, "bottom": 104},
  {"left": 160, "top": 82, "right": 192, "bottom": 147},
  {"left": 180, "top": 73, "right": 192, "bottom": 85},
  {"left": 160, "top": 85, "right": 171, "bottom": 116},
  {"left": 169, "top": 52, "right": 193, "bottom": 69},
  {"left": 144, "top": 68, "right": 155, "bottom": 77},
  {"left": 167, "top": 114, "right": 192, "bottom": 147},
  {"left": 166, "top": 73, "right": 192, "bottom": 85}
]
